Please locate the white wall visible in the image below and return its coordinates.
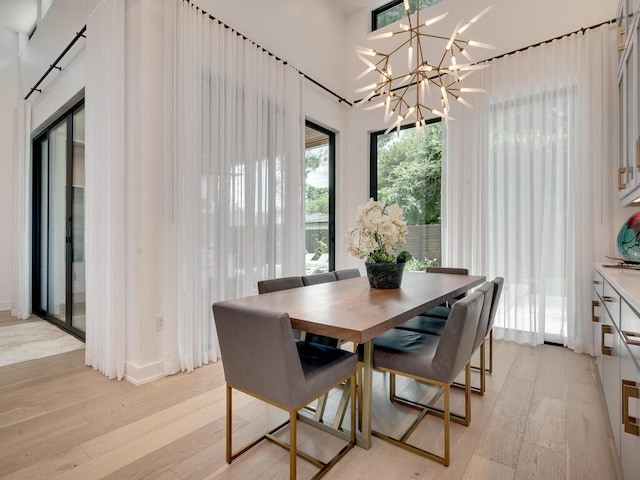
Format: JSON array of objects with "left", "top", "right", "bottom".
[{"left": 194, "top": 0, "right": 350, "bottom": 99}]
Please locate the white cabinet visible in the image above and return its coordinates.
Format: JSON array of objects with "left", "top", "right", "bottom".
[
  {"left": 593, "top": 265, "right": 640, "bottom": 480},
  {"left": 617, "top": 0, "right": 640, "bottom": 205}
]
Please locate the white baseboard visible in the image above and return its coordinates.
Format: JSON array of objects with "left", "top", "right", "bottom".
[
  {"left": 0, "top": 302, "right": 11, "bottom": 313},
  {"left": 124, "top": 361, "right": 165, "bottom": 385}
]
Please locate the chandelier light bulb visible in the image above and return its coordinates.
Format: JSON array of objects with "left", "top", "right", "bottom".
[
  {"left": 368, "top": 31, "right": 394, "bottom": 41},
  {"left": 424, "top": 12, "right": 449, "bottom": 27},
  {"left": 408, "top": 44, "right": 413, "bottom": 70},
  {"left": 355, "top": 82, "right": 378, "bottom": 93},
  {"left": 459, "top": 87, "right": 486, "bottom": 93},
  {"left": 467, "top": 40, "right": 496, "bottom": 49},
  {"left": 458, "top": 6, "right": 492, "bottom": 34},
  {"left": 456, "top": 96, "right": 473, "bottom": 108}
]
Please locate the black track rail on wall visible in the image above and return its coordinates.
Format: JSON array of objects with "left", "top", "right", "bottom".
[{"left": 24, "top": 25, "right": 87, "bottom": 100}]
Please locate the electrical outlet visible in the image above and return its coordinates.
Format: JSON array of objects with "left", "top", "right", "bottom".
[{"left": 156, "top": 316, "right": 164, "bottom": 331}]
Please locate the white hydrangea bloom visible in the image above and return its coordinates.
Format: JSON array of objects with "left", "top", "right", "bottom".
[{"left": 344, "top": 198, "right": 408, "bottom": 263}]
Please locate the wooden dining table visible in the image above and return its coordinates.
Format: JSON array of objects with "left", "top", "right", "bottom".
[{"left": 220, "top": 271, "right": 485, "bottom": 449}]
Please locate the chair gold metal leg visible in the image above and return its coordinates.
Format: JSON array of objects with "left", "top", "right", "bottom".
[
  {"left": 315, "top": 393, "right": 328, "bottom": 422},
  {"left": 479, "top": 342, "right": 486, "bottom": 394},
  {"left": 389, "top": 372, "right": 396, "bottom": 400},
  {"left": 490, "top": 329, "right": 494, "bottom": 373},
  {"left": 372, "top": 376, "right": 451, "bottom": 466},
  {"left": 443, "top": 383, "right": 450, "bottom": 466},
  {"left": 226, "top": 384, "right": 232, "bottom": 464},
  {"left": 289, "top": 410, "right": 296, "bottom": 480},
  {"left": 332, "top": 378, "right": 352, "bottom": 430},
  {"left": 463, "top": 362, "right": 471, "bottom": 425}
]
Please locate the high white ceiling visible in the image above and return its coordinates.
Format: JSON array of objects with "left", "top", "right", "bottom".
[{"left": 0, "top": 0, "right": 38, "bottom": 34}]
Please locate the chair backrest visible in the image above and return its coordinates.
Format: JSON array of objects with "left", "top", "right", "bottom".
[
  {"left": 257, "top": 276, "right": 304, "bottom": 294},
  {"left": 485, "top": 277, "right": 504, "bottom": 335},
  {"left": 431, "top": 290, "right": 484, "bottom": 383},
  {"left": 472, "top": 282, "right": 495, "bottom": 352},
  {"left": 213, "top": 302, "right": 305, "bottom": 407},
  {"left": 302, "top": 271, "right": 337, "bottom": 286},
  {"left": 334, "top": 268, "right": 361, "bottom": 280},
  {"left": 426, "top": 267, "right": 469, "bottom": 301},
  {"left": 426, "top": 267, "right": 469, "bottom": 275}
]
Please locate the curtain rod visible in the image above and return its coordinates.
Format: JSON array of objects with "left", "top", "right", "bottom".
[
  {"left": 184, "top": 0, "right": 353, "bottom": 107},
  {"left": 354, "top": 17, "right": 617, "bottom": 104},
  {"left": 478, "top": 18, "right": 616, "bottom": 64},
  {"left": 24, "top": 25, "right": 87, "bottom": 100}
]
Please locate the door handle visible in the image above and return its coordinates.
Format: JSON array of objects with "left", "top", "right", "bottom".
[
  {"left": 619, "top": 167, "right": 628, "bottom": 190},
  {"left": 602, "top": 324, "right": 613, "bottom": 356},
  {"left": 622, "top": 330, "right": 640, "bottom": 347},
  {"left": 622, "top": 379, "right": 640, "bottom": 436},
  {"left": 592, "top": 300, "right": 600, "bottom": 323}
]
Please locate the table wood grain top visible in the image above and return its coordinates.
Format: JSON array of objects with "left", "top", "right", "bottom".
[{"left": 216, "top": 272, "right": 485, "bottom": 344}]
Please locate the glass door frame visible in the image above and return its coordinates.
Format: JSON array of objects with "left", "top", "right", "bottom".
[
  {"left": 31, "top": 99, "right": 85, "bottom": 340},
  {"left": 305, "top": 120, "right": 336, "bottom": 272}
]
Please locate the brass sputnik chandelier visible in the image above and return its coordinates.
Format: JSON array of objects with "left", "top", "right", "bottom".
[{"left": 356, "top": 1, "right": 494, "bottom": 134}]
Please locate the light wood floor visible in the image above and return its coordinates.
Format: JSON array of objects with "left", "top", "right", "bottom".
[{"left": 0, "top": 339, "right": 624, "bottom": 480}]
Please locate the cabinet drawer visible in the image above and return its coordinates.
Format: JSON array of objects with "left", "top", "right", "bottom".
[
  {"left": 622, "top": 298, "right": 640, "bottom": 370},
  {"left": 593, "top": 271, "right": 604, "bottom": 298},
  {"left": 602, "top": 280, "right": 621, "bottom": 326}
]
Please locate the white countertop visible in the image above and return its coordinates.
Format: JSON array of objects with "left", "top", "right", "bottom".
[{"left": 594, "top": 263, "right": 640, "bottom": 314}]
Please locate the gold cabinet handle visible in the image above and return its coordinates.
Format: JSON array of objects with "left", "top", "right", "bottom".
[
  {"left": 619, "top": 167, "right": 628, "bottom": 190},
  {"left": 592, "top": 300, "right": 600, "bottom": 322},
  {"left": 593, "top": 280, "right": 602, "bottom": 285},
  {"left": 602, "top": 324, "right": 613, "bottom": 356},
  {"left": 622, "top": 379, "right": 640, "bottom": 436},
  {"left": 622, "top": 330, "right": 640, "bottom": 346},
  {"left": 603, "top": 296, "right": 617, "bottom": 303}
]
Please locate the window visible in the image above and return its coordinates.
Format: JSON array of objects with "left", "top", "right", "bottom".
[
  {"left": 370, "top": 120, "right": 442, "bottom": 268},
  {"left": 372, "top": 0, "right": 443, "bottom": 31},
  {"left": 305, "top": 121, "right": 335, "bottom": 274}
]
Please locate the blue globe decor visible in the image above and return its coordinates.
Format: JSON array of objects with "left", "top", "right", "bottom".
[{"left": 617, "top": 212, "right": 640, "bottom": 262}]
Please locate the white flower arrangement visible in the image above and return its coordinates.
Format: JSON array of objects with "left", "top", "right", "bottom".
[{"left": 345, "top": 198, "right": 411, "bottom": 264}]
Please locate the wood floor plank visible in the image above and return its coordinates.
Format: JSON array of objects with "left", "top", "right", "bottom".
[
  {"left": 522, "top": 394, "right": 565, "bottom": 454},
  {"left": 514, "top": 441, "right": 564, "bottom": 480},
  {"left": 461, "top": 454, "right": 515, "bottom": 480}
]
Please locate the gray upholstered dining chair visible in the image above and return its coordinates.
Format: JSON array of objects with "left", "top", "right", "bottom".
[
  {"left": 334, "top": 268, "right": 361, "bottom": 280},
  {"left": 257, "top": 275, "right": 304, "bottom": 294},
  {"left": 422, "top": 267, "right": 469, "bottom": 317},
  {"left": 212, "top": 302, "right": 357, "bottom": 480},
  {"left": 483, "top": 277, "right": 504, "bottom": 374},
  {"left": 356, "top": 290, "right": 484, "bottom": 466},
  {"left": 301, "top": 271, "right": 337, "bottom": 285},
  {"left": 258, "top": 276, "right": 305, "bottom": 340},
  {"left": 396, "top": 281, "right": 494, "bottom": 395}
]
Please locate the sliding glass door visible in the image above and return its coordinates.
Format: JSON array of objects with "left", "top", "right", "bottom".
[{"left": 32, "top": 101, "right": 85, "bottom": 340}]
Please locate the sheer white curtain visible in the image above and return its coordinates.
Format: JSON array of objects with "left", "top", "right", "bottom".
[
  {"left": 11, "top": 101, "right": 32, "bottom": 320},
  {"left": 161, "top": 0, "right": 305, "bottom": 374},
  {"left": 85, "top": 0, "right": 127, "bottom": 379},
  {"left": 443, "top": 25, "right": 617, "bottom": 352}
]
